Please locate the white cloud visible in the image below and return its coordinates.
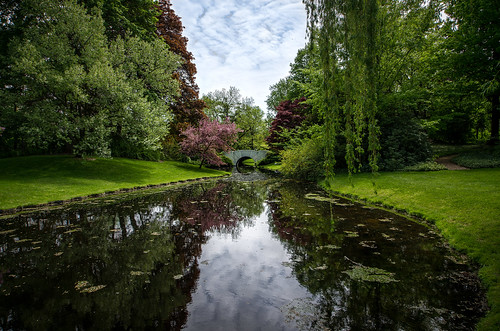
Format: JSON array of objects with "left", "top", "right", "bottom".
[{"left": 171, "top": 0, "right": 307, "bottom": 112}]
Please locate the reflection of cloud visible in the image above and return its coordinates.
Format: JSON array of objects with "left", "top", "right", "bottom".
[
  {"left": 171, "top": 0, "right": 307, "bottom": 112},
  {"left": 183, "top": 210, "right": 310, "bottom": 330}
]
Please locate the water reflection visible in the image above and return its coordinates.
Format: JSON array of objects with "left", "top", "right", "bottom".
[
  {"left": 267, "top": 180, "right": 486, "bottom": 330},
  {"left": 0, "top": 177, "right": 486, "bottom": 330}
]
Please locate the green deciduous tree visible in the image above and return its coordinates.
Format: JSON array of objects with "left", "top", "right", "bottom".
[
  {"left": 0, "top": 0, "right": 180, "bottom": 158},
  {"left": 445, "top": 0, "right": 500, "bottom": 143},
  {"left": 203, "top": 86, "right": 242, "bottom": 122},
  {"left": 78, "top": 0, "right": 160, "bottom": 40},
  {"left": 203, "top": 87, "right": 267, "bottom": 150}
]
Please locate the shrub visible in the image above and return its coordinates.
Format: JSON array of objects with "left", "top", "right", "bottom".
[
  {"left": 402, "top": 161, "right": 447, "bottom": 172},
  {"left": 280, "top": 135, "right": 325, "bottom": 180},
  {"left": 379, "top": 116, "right": 433, "bottom": 171},
  {"left": 453, "top": 145, "right": 500, "bottom": 168}
]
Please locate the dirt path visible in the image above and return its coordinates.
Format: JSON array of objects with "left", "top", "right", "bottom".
[{"left": 435, "top": 154, "right": 469, "bottom": 170}]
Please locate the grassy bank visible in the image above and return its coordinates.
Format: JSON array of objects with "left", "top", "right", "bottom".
[
  {"left": 0, "top": 155, "right": 229, "bottom": 210},
  {"left": 323, "top": 168, "right": 500, "bottom": 330}
]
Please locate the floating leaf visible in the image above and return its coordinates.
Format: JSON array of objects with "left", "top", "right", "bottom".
[
  {"left": 334, "top": 202, "right": 352, "bottom": 207},
  {"left": 0, "top": 229, "right": 16, "bottom": 235},
  {"left": 64, "top": 228, "right": 82, "bottom": 234},
  {"left": 17, "top": 238, "right": 33, "bottom": 244},
  {"left": 305, "top": 193, "right": 338, "bottom": 203},
  {"left": 359, "top": 241, "right": 377, "bottom": 249},
  {"left": 378, "top": 218, "right": 392, "bottom": 223},
  {"left": 317, "top": 245, "right": 340, "bottom": 250},
  {"left": 344, "top": 231, "right": 359, "bottom": 238},
  {"left": 130, "top": 271, "right": 147, "bottom": 276},
  {"left": 173, "top": 274, "right": 183, "bottom": 280},
  {"left": 54, "top": 252, "right": 63, "bottom": 256},
  {"left": 80, "top": 285, "right": 106, "bottom": 293},
  {"left": 344, "top": 265, "right": 399, "bottom": 283},
  {"left": 151, "top": 232, "right": 161, "bottom": 236},
  {"left": 75, "top": 281, "right": 90, "bottom": 291}
]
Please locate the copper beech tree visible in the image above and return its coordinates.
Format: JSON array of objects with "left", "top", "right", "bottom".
[{"left": 156, "top": 0, "right": 205, "bottom": 140}]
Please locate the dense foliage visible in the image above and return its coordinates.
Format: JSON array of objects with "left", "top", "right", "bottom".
[
  {"left": 0, "top": 0, "right": 183, "bottom": 159},
  {"left": 266, "top": 98, "right": 307, "bottom": 151},
  {"left": 0, "top": 0, "right": 182, "bottom": 159},
  {"left": 267, "top": 0, "right": 499, "bottom": 174}
]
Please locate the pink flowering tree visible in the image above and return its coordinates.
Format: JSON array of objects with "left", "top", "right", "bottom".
[{"left": 180, "top": 118, "right": 242, "bottom": 168}]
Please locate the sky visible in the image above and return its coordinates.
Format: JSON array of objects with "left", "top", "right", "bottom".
[{"left": 170, "top": 0, "right": 308, "bottom": 113}]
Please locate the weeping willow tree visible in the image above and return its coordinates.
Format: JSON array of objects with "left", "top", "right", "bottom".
[{"left": 304, "top": 0, "right": 380, "bottom": 176}]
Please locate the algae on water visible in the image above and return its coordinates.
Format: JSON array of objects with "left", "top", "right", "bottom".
[{"left": 343, "top": 265, "right": 399, "bottom": 284}]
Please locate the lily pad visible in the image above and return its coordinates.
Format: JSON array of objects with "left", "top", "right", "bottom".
[
  {"left": 80, "top": 285, "right": 107, "bottom": 293},
  {"left": 305, "top": 193, "right": 338, "bottom": 203},
  {"left": 344, "top": 231, "right": 359, "bottom": 238},
  {"left": 343, "top": 265, "right": 399, "bottom": 283},
  {"left": 317, "top": 245, "right": 341, "bottom": 250},
  {"left": 75, "top": 280, "right": 91, "bottom": 291}
]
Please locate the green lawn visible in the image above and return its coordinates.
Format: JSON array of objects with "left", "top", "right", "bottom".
[
  {"left": 0, "top": 155, "right": 229, "bottom": 210},
  {"left": 323, "top": 168, "right": 500, "bottom": 330}
]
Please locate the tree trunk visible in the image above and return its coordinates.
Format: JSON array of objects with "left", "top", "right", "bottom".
[{"left": 489, "top": 91, "right": 499, "bottom": 144}]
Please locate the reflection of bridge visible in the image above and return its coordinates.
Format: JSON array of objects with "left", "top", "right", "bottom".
[{"left": 224, "top": 150, "right": 268, "bottom": 167}]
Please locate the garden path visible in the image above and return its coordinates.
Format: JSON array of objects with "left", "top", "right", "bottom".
[{"left": 435, "top": 154, "right": 469, "bottom": 170}]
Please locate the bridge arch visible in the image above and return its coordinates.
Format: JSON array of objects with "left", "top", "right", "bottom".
[{"left": 224, "top": 150, "right": 268, "bottom": 168}]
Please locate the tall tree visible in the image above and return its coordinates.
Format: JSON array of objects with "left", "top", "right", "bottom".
[
  {"left": 233, "top": 98, "right": 266, "bottom": 150},
  {"left": 304, "top": 0, "right": 380, "bottom": 175},
  {"left": 203, "top": 87, "right": 242, "bottom": 122},
  {"left": 156, "top": 0, "right": 205, "bottom": 138},
  {"left": 445, "top": 0, "right": 500, "bottom": 143}
]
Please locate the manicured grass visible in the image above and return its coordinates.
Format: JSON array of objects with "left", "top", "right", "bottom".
[
  {"left": 323, "top": 168, "right": 500, "bottom": 330},
  {"left": 260, "top": 163, "right": 282, "bottom": 171},
  {"left": 0, "top": 155, "right": 229, "bottom": 210}
]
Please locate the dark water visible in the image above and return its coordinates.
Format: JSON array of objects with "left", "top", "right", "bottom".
[{"left": 0, "top": 175, "right": 486, "bottom": 330}]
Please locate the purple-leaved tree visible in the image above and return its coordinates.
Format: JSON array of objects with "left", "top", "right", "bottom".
[{"left": 180, "top": 118, "right": 241, "bottom": 168}]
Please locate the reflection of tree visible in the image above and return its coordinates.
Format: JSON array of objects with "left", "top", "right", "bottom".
[
  {"left": 175, "top": 181, "right": 266, "bottom": 237},
  {"left": 0, "top": 179, "right": 270, "bottom": 330},
  {"left": 267, "top": 182, "right": 486, "bottom": 330},
  {"left": 0, "top": 193, "right": 196, "bottom": 330}
]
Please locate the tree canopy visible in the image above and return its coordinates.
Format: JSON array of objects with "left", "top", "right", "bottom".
[{"left": 0, "top": 0, "right": 181, "bottom": 159}]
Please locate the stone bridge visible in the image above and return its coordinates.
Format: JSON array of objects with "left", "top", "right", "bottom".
[{"left": 224, "top": 150, "right": 268, "bottom": 167}]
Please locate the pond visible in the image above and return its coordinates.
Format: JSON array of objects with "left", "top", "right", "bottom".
[{"left": 0, "top": 174, "right": 486, "bottom": 330}]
